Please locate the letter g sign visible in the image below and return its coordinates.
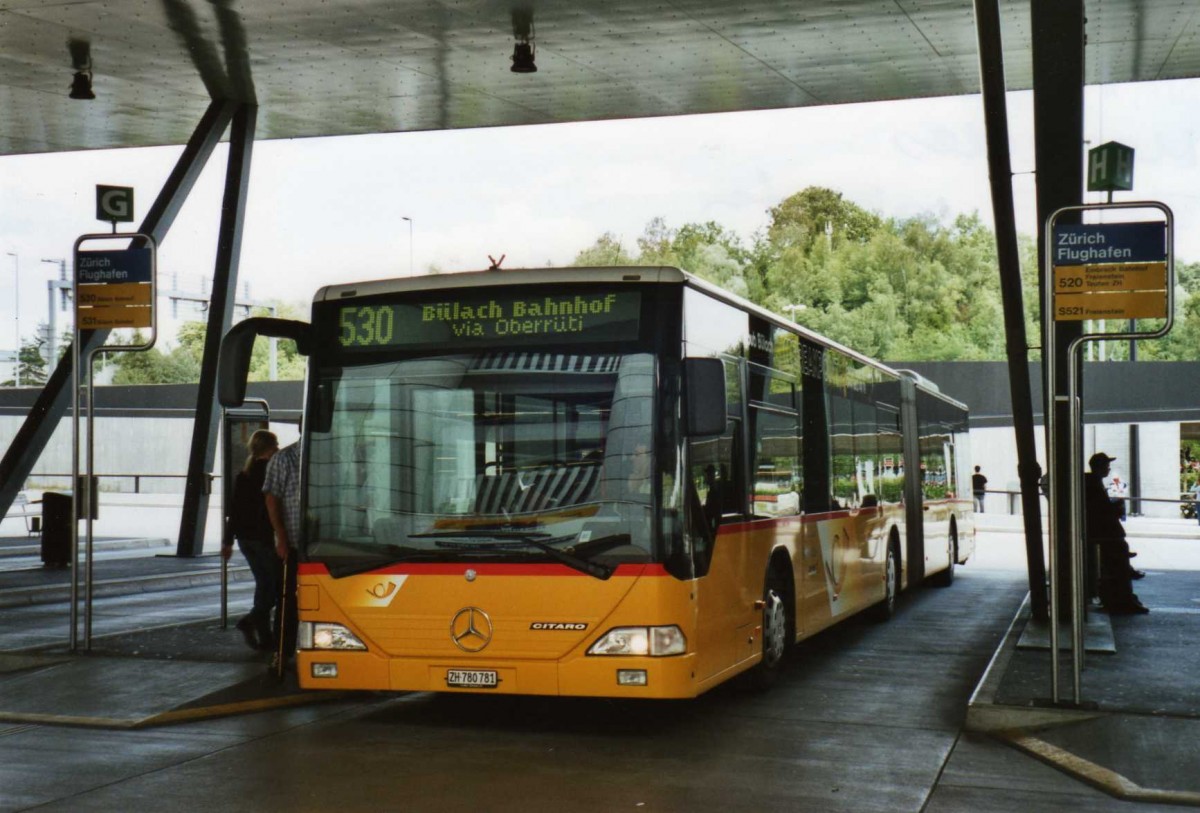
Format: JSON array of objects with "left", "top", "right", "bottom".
[{"left": 96, "top": 185, "right": 134, "bottom": 223}]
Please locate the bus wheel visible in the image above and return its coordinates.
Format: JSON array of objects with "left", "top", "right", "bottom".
[
  {"left": 748, "top": 569, "right": 790, "bottom": 689},
  {"left": 931, "top": 525, "right": 957, "bottom": 587},
  {"left": 871, "top": 538, "right": 899, "bottom": 622}
]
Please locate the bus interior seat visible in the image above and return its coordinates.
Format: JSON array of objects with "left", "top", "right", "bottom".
[
  {"left": 474, "top": 465, "right": 601, "bottom": 515},
  {"left": 520, "top": 465, "right": 600, "bottom": 511}
]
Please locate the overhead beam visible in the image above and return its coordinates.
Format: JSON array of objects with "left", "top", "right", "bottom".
[
  {"left": 177, "top": 104, "right": 257, "bottom": 556},
  {"left": 0, "top": 99, "right": 237, "bottom": 521}
]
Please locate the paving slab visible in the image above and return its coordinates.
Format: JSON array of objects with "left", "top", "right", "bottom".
[
  {"left": 967, "top": 567, "right": 1200, "bottom": 807},
  {"left": 0, "top": 552, "right": 251, "bottom": 608},
  {"left": 0, "top": 609, "right": 347, "bottom": 729},
  {"left": 1017, "top": 612, "right": 1116, "bottom": 653},
  {"left": 929, "top": 731, "right": 1184, "bottom": 812}
]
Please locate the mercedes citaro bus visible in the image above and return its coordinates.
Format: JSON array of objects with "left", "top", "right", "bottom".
[{"left": 218, "top": 267, "right": 974, "bottom": 698}]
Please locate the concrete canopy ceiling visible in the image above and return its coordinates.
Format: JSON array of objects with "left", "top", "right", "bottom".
[{"left": 0, "top": 0, "right": 1197, "bottom": 156}]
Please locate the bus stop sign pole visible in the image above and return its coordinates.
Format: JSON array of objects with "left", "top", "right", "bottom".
[
  {"left": 1043, "top": 201, "right": 1172, "bottom": 705},
  {"left": 70, "top": 233, "right": 157, "bottom": 652}
]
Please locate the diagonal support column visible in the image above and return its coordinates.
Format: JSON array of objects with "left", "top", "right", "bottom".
[
  {"left": 974, "top": 0, "right": 1049, "bottom": 622},
  {"left": 1032, "top": 1, "right": 1085, "bottom": 619},
  {"left": 0, "top": 99, "right": 237, "bottom": 521},
  {"left": 177, "top": 103, "right": 257, "bottom": 556}
]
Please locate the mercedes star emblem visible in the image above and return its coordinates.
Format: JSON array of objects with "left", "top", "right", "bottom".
[{"left": 450, "top": 606, "right": 494, "bottom": 652}]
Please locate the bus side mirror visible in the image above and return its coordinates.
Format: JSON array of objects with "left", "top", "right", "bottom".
[
  {"left": 311, "top": 381, "right": 334, "bottom": 434},
  {"left": 685, "top": 358, "right": 727, "bottom": 437},
  {"left": 218, "top": 317, "right": 312, "bottom": 407}
]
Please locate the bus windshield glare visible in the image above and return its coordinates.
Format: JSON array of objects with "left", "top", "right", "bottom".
[{"left": 306, "top": 349, "right": 657, "bottom": 576}]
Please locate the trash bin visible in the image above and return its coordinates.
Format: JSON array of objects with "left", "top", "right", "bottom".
[{"left": 41, "top": 492, "right": 72, "bottom": 568}]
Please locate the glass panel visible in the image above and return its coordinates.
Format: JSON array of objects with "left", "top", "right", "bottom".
[
  {"left": 876, "top": 404, "right": 904, "bottom": 504},
  {"left": 853, "top": 396, "right": 879, "bottom": 506},
  {"left": 307, "top": 351, "right": 657, "bottom": 570},
  {"left": 827, "top": 353, "right": 856, "bottom": 509},
  {"left": 684, "top": 287, "right": 745, "bottom": 357},
  {"left": 918, "top": 391, "right": 953, "bottom": 501},
  {"left": 752, "top": 407, "right": 800, "bottom": 518}
]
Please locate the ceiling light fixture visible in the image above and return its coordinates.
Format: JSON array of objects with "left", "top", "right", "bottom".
[
  {"left": 69, "top": 71, "right": 95, "bottom": 100},
  {"left": 510, "top": 8, "right": 537, "bottom": 73},
  {"left": 68, "top": 38, "right": 95, "bottom": 100}
]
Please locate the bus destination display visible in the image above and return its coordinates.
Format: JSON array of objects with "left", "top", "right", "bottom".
[{"left": 338, "top": 290, "right": 641, "bottom": 349}]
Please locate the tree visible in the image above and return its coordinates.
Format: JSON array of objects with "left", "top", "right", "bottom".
[
  {"left": 107, "top": 330, "right": 200, "bottom": 385},
  {"left": 571, "top": 188, "right": 1027, "bottom": 362},
  {"left": 0, "top": 330, "right": 48, "bottom": 386},
  {"left": 573, "top": 233, "right": 634, "bottom": 266},
  {"left": 767, "top": 187, "right": 882, "bottom": 252},
  {"left": 243, "top": 301, "right": 308, "bottom": 381},
  {"left": 101, "top": 297, "right": 310, "bottom": 386}
]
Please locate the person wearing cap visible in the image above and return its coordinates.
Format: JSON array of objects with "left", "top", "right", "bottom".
[{"left": 1086, "top": 452, "right": 1148, "bottom": 614}]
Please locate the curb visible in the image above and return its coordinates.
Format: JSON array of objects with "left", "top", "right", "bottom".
[
  {"left": 965, "top": 593, "right": 1106, "bottom": 733},
  {"left": 966, "top": 591, "right": 1200, "bottom": 807}
]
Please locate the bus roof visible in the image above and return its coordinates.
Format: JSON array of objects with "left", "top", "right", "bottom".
[{"left": 313, "top": 266, "right": 687, "bottom": 301}]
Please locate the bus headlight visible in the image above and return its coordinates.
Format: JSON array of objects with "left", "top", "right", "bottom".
[
  {"left": 298, "top": 622, "right": 367, "bottom": 651},
  {"left": 587, "top": 625, "right": 686, "bottom": 656}
]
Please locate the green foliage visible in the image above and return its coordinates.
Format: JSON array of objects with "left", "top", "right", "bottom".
[
  {"left": 573, "top": 232, "right": 635, "bottom": 267},
  {"left": 0, "top": 329, "right": 49, "bottom": 386},
  {"left": 767, "top": 186, "right": 883, "bottom": 252},
  {"left": 247, "top": 302, "right": 308, "bottom": 381},
  {"left": 108, "top": 330, "right": 200, "bottom": 385},
  {"left": 569, "top": 186, "right": 1200, "bottom": 362},
  {"left": 104, "top": 300, "right": 309, "bottom": 385}
]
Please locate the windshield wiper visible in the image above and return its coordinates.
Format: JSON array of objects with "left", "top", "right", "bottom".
[
  {"left": 321, "top": 542, "right": 446, "bottom": 579},
  {"left": 431, "top": 534, "right": 614, "bottom": 580}
]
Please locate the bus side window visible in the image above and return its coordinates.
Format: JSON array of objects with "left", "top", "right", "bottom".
[{"left": 752, "top": 407, "right": 800, "bottom": 518}]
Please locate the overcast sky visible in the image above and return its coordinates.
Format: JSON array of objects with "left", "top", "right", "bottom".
[{"left": 1, "top": 77, "right": 1198, "bottom": 354}]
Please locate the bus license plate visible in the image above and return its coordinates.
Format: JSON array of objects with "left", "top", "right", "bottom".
[{"left": 446, "top": 669, "right": 498, "bottom": 689}]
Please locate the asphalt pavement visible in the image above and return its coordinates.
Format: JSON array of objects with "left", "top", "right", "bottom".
[{"left": 0, "top": 510, "right": 1196, "bottom": 810}]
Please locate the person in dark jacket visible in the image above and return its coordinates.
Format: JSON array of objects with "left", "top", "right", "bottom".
[
  {"left": 225, "top": 430, "right": 281, "bottom": 649},
  {"left": 972, "top": 466, "right": 988, "bottom": 513},
  {"left": 1085, "top": 452, "right": 1147, "bottom": 615}
]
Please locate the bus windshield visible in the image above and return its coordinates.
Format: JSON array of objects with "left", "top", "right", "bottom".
[{"left": 306, "top": 350, "right": 657, "bottom": 576}]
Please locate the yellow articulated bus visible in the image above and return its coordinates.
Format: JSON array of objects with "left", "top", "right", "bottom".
[{"left": 218, "top": 267, "right": 974, "bottom": 698}]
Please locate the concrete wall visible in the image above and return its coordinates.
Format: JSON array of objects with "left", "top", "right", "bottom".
[
  {"left": 0, "top": 414, "right": 299, "bottom": 495},
  {"left": 971, "top": 420, "right": 1182, "bottom": 519},
  {"left": 1, "top": 369, "right": 1190, "bottom": 523}
]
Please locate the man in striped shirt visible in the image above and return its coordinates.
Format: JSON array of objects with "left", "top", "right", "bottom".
[{"left": 264, "top": 437, "right": 301, "bottom": 667}]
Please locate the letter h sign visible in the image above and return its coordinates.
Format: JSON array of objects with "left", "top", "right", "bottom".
[{"left": 1087, "top": 142, "right": 1134, "bottom": 193}]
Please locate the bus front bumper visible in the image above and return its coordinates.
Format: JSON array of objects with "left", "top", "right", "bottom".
[{"left": 297, "top": 649, "right": 700, "bottom": 698}]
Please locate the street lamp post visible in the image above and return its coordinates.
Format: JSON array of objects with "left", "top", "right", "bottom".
[
  {"left": 41, "top": 259, "right": 69, "bottom": 367},
  {"left": 782, "top": 303, "right": 807, "bottom": 320},
  {"left": 402, "top": 216, "right": 414, "bottom": 276},
  {"left": 4, "top": 252, "right": 17, "bottom": 386}
]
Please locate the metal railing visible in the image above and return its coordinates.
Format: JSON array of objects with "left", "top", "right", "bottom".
[
  {"left": 24, "top": 472, "right": 218, "bottom": 494},
  {"left": 980, "top": 488, "right": 1196, "bottom": 519}
]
